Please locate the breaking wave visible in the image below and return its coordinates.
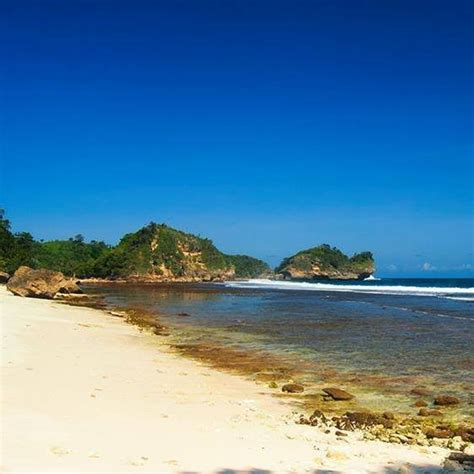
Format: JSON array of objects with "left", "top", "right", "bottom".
[{"left": 225, "top": 279, "right": 474, "bottom": 298}]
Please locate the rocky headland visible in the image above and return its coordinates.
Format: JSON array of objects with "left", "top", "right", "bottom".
[{"left": 276, "top": 244, "right": 375, "bottom": 280}]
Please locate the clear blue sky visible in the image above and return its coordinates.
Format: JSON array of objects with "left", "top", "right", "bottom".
[{"left": 1, "top": 0, "right": 473, "bottom": 276}]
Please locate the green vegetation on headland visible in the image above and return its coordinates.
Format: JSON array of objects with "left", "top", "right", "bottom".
[
  {"left": 1, "top": 210, "right": 374, "bottom": 282},
  {"left": 0, "top": 210, "right": 270, "bottom": 280},
  {"left": 275, "top": 244, "right": 374, "bottom": 280}
]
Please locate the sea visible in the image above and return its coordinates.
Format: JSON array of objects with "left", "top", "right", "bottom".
[{"left": 84, "top": 277, "right": 474, "bottom": 422}]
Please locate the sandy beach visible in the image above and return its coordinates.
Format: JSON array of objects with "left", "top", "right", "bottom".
[{"left": 0, "top": 286, "right": 452, "bottom": 473}]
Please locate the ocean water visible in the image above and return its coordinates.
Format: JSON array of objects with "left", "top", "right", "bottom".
[{"left": 85, "top": 278, "right": 474, "bottom": 421}]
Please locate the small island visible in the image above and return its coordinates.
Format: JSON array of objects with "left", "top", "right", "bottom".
[{"left": 276, "top": 244, "right": 375, "bottom": 281}]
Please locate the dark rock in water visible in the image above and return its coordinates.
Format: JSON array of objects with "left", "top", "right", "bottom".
[
  {"left": 323, "top": 387, "right": 354, "bottom": 401},
  {"left": 282, "top": 383, "right": 304, "bottom": 393},
  {"left": 177, "top": 312, "right": 191, "bottom": 317},
  {"left": 0, "top": 271, "right": 10, "bottom": 283},
  {"left": 7, "top": 266, "right": 82, "bottom": 299},
  {"left": 418, "top": 408, "right": 443, "bottom": 417},
  {"left": 434, "top": 395, "right": 460, "bottom": 406},
  {"left": 414, "top": 400, "right": 428, "bottom": 407},
  {"left": 410, "top": 387, "right": 433, "bottom": 397}
]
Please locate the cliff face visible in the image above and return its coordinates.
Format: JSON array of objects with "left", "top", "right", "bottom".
[
  {"left": 276, "top": 244, "right": 374, "bottom": 281},
  {"left": 95, "top": 223, "right": 269, "bottom": 281}
]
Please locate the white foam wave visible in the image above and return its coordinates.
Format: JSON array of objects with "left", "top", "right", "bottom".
[
  {"left": 364, "top": 275, "right": 381, "bottom": 281},
  {"left": 225, "top": 279, "right": 474, "bottom": 297}
]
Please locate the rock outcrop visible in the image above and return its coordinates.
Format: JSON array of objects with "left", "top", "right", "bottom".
[
  {"left": 7, "top": 266, "right": 82, "bottom": 299},
  {"left": 276, "top": 244, "right": 374, "bottom": 281}
]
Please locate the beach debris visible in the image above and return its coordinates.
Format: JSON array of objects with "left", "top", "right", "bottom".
[
  {"left": 282, "top": 383, "right": 304, "bottom": 393},
  {"left": 297, "top": 410, "right": 327, "bottom": 427},
  {"left": 109, "top": 311, "right": 125, "bottom": 318},
  {"left": 335, "top": 411, "right": 395, "bottom": 430},
  {"left": 7, "top": 266, "right": 82, "bottom": 299},
  {"left": 268, "top": 381, "right": 278, "bottom": 389},
  {"left": 322, "top": 387, "right": 354, "bottom": 401},
  {"left": 298, "top": 406, "right": 473, "bottom": 449},
  {"left": 434, "top": 395, "right": 460, "bottom": 406},
  {"left": 309, "top": 409, "right": 328, "bottom": 425},
  {"left": 0, "top": 271, "right": 10, "bottom": 283}
]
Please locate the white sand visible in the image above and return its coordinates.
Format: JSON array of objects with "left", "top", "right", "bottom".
[{"left": 0, "top": 286, "right": 450, "bottom": 473}]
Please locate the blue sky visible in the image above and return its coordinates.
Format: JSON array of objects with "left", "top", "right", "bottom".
[{"left": 2, "top": 0, "right": 473, "bottom": 276}]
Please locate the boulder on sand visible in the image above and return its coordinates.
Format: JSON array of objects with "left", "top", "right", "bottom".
[{"left": 6, "top": 266, "right": 82, "bottom": 299}]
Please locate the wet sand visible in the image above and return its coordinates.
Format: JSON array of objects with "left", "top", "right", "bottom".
[{"left": 0, "top": 286, "right": 451, "bottom": 472}]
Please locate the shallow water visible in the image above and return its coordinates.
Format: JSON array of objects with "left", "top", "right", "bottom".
[{"left": 84, "top": 278, "right": 474, "bottom": 421}]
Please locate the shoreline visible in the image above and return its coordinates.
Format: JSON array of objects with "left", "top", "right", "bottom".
[
  {"left": 80, "top": 282, "right": 473, "bottom": 430},
  {"left": 0, "top": 286, "right": 458, "bottom": 472}
]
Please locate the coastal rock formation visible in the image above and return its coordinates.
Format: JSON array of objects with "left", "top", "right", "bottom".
[
  {"left": 276, "top": 244, "right": 374, "bottom": 280},
  {"left": 92, "top": 222, "right": 270, "bottom": 282},
  {"left": 323, "top": 387, "right": 355, "bottom": 401},
  {"left": 0, "top": 271, "right": 10, "bottom": 283},
  {"left": 7, "top": 266, "right": 82, "bottom": 299}
]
